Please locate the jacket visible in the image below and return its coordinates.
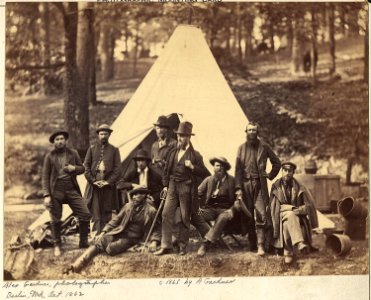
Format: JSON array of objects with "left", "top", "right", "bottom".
[
  {"left": 235, "top": 139, "right": 281, "bottom": 206},
  {"left": 42, "top": 147, "right": 85, "bottom": 197},
  {"left": 163, "top": 143, "right": 209, "bottom": 212},
  {"left": 270, "top": 177, "right": 319, "bottom": 248},
  {"left": 102, "top": 200, "right": 161, "bottom": 242},
  {"left": 198, "top": 173, "right": 236, "bottom": 208}
]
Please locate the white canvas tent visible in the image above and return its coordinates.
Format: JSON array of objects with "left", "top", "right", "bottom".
[{"left": 29, "top": 25, "right": 334, "bottom": 231}]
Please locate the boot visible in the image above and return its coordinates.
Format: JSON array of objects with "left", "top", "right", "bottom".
[
  {"left": 79, "top": 220, "right": 90, "bottom": 249},
  {"left": 51, "top": 222, "right": 62, "bottom": 257},
  {"left": 197, "top": 240, "right": 211, "bottom": 257},
  {"left": 65, "top": 245, "right": 100, "bottom": 274},
  {"left": 256, "top": 228, "right": 265, "bottom": 256}
]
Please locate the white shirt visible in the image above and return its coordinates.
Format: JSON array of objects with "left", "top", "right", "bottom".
[
  {"left": 177, "top": 144, "right": 190, "bottom": 162},
  {"left": 137, "top": 167, "right": 149, "bottom": 187}
]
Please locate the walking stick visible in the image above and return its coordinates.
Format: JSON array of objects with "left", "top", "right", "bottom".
[{"left": 142, "top": 189, "right": 167, "bottom": 252}]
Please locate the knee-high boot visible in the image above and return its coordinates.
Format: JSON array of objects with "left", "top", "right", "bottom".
[
  {"left": 79, "top": 220, "right": 90, "bottom": 248},
  {"left": 256, "top": 227, "right": 265, "bottom": 256},
  {"left": 70, "top": 245, "right": 100, "bottom": 273},
  {"left": 51, "top": 221, "right": 62, "bottom": 257}
]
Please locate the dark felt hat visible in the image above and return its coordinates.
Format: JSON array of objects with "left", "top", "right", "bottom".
[
  {"left": 281, "top": 162, "right": 297, "bottom": 171},
  {"left": 96, "top": 124, "right": 113, "bottom": 134},
  {"left": 129, "top": 185, "right": 151, "bottom": 197},
  {"left": 49, "top": 130, "right": 69, "bottom": 144},
  {"left": 209, "top": 156, "right": 231, "bottom": 171},
  {"left": 133, "top": 149, "right": 151, "bottom": 161},
  {"left": 153, "top": 115, "right": 170, "bottom": 129},
  {"left": 174, "top": 121, "right": 195, "bottom": 136}
]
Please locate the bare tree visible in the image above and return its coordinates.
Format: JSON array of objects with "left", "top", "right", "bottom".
[{"left": 328, "top": 3, "right": 336, "bottom": 75}]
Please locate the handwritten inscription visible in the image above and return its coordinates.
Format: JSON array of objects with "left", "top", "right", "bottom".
[
  {"left": 159, "top": 277, "right": 236, "bottom": 287},
  {"left": 2, "top": 280, "right": 110, "bottom": 299}
]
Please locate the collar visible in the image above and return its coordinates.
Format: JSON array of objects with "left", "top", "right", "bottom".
[
  {"left": 179, "top": 143, "right": 190, "bottom": 152},
  {"left": 137, "top": 166, "right": 149, "bottom": 173}
]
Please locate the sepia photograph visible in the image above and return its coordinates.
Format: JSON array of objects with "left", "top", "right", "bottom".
[{"left": 1, "top": 1, "right": 369, "bottom": 298}]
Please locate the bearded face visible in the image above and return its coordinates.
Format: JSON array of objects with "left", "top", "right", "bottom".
[
  {"left": 282, "top": 168, "right": 294, "bottom": 183},
  {"left": 246, "top": 124, "right": 258, "bottom": 143}
]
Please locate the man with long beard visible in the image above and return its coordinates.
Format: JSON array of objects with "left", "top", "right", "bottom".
[
  {"left": 270, "top": 162, "right": 318, "bottom": 264},
  {"left": 235, "top": 122, "right": 281, "bottom": 256}
]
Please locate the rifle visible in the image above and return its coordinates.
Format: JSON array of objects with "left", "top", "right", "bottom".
[{"left": 142, "top": 189, "right": 167, "bottom": 252}]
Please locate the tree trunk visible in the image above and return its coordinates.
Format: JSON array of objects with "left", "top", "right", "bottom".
[
  {"left": 291, "top": 14, "right": 303, "bottom": 74},
  {"left": 132, "top": 23, "right": 139, "bottom": 77},
  {"left": 62, "top": 3, "right": 88, "bottom": 155},
  {"left": 287, "top": 13, "right": 293, "bottom": 56},
  {"left": 236, "top": 3, "right": 242, "bottom": 62},
  {"left": 89, "top": 20, "right": 100, "bottom": 106},
  {"left": 328, "top": 3, "right": 336, "bottom": 75},
  {"left": 39, "top": 3, "right": 51, "bottom": 95},
  {"left": 364, "top": 8, "right": 368, "bottom": 82},
  {"left": 100, "top": 20, "right": 114, "bottom": 81},
  {"left": 339, "top": 4, "right": 347, "bottom": 37},
  {"left": 74, "top": 2, "right": 93, "bottom": 154},
  {"left": 268, "top": 15, "right": 275, "bottom": 53},
  {"left": 310, "top": 8, "right": 318, "bottom": 85},
  {"left": 321, "top": 5, "right": 328, "bottom": 43},
  {"left": 244, "top": 16, "right": 254, "bottom": 62},
  {"left": 345, "top": 156, "right": 354, "bottom": 185}
]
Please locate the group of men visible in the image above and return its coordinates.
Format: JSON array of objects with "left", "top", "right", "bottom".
[{"left": 42, "top": 116, "right": 318, "bottom": 274}]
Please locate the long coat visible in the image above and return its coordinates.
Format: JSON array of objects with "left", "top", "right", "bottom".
[
  {"left": 270, "top": 178, "right": 319, "bottom": 249},
  {"left": 102, "top": 200, "right": 161, "bottom": 242},
  {"left": 42, "top": 147, "right": 85, "bottom": 198},
  {"left": 235, "top": 139, "right": 281, "bottom": 207},
  {"left": 116, "top": 166, "right": 163, "bottom": 207},
  {"left": 83, "top": 143, "right": 121, "bottom": 212},
  {"left": 198, "top": 173, "right": 236, "bottom": 208},
  {"left": 163, "top": 144, "right": 209, "bottom": 214}
]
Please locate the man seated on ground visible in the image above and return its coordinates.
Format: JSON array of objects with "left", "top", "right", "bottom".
[
  {"left": 192, "top": 157, "right": 237, "bottom": 257},
  {"left": 270, "top": 162, "right": 319, "bottom": 264},
  {"left": 117, "top": 149, "right": 163, "bottom": 209},
  {"left": 64, "top": 186, "right": 160, "bottom": 274}
]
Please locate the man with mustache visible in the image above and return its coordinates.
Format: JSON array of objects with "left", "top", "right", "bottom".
[
  {"left": 154, "top": 121, "right": 209, "bottom": 256},
  {"left": 193, "top": 157, "right": 237, "bottom": 257},
  {"left": 42, "top": 130, "right": 91, "bottom": 256},
  {"left": 151, "top": 115, "right": 177, "bottom": 177},
  {"left": 235, "top": 122, "right": 281, "bottom": 256},
  {"left": 64, "top": 186, "right": 160, "bottom": 274},
  {"left": 84, "top": 124, "right": 121, "bottom": 234},
  {"left": 270, "top": 162, "right": 318, "bottom": 264}
]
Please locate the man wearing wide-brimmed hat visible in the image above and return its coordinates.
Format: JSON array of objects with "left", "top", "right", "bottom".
[
  {"left": 235, "top": 122, "right": 281, "bottom": 256},
  {"left": 64, "top": 185, "right": 161, "bottom": 274},
  {"left": 154, "top": 121, "right": 209, "bottom": 256},
  {"left": 42, "top": 130, "right": 91, "bottom": 257},
  {"left": 84, "top": 124, "right": 121, "bottom": 234},
  {"left": 151, "top": 115, "right": 177, "bottom": 177},
  {"left": 117, "top": 149, "right": 163, "bottom": 208},
  {"left": 192, "top": 157, "right": 237, "bottom": 257},
  {"left": 270, "top": 162, "right": 318, "bottom": 264}
]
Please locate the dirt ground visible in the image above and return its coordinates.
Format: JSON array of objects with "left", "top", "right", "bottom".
[{"left": 19, "top": 227, "right": 368, "bottom": 280}]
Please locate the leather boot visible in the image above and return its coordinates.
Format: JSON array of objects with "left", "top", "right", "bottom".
[
  {"left": 51, "top": 222, "right": 62, "bottom": 257},
  {"left": 79, "top": 220, "right": 90, "bottom": 249},
  {"left": 256, "top": 228, "right": 265, "bottom": 256},
  {"left": 67, "top": 245, "right": 100, "bottom": 274}
]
